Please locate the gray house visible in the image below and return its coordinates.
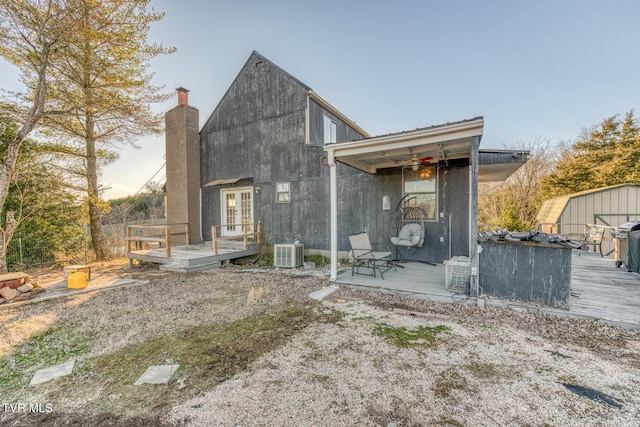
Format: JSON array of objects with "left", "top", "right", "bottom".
[{"left": 165, "top": 51, "right": 527, "bottom": 292}]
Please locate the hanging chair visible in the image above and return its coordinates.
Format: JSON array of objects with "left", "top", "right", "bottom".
[{"left": 390, "top": 195, "right": 428, "bottom": 261}]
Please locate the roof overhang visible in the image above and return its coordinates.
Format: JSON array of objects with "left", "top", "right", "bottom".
[
  {"left": 478, "top": 149, "right": 529, "bottom": 183},
  {"left": 203, "top": 177, "right": 250, "bottom": 187},
  {"left": 478, "top": 163, "right": 525, "bottom": 183},
  {"left": 323, "top": 118, "right": 484, "bottom": 174}
]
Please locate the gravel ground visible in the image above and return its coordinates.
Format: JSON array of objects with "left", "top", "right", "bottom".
[
  {"left": 168, "top": 294, "right": 640, "bottom": 427},
  {"left": 2, "top": 264, "right": 640, "bottom": 426}
]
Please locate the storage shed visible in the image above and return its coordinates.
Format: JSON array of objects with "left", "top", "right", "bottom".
[{"left": 536, "top": 183, "right": 640, "bottom": 256}]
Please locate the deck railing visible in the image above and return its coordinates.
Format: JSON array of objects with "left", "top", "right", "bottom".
[
  {"left": 126, "top": 223, "right": 190, "bottom": 258},
  {"left": 211, "top": 223, "right": 262, "bottom": 255}
]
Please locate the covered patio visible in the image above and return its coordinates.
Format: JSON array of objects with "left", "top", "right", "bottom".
[{"left": 323, "top": 117, "right": 527, "bottom": 296}]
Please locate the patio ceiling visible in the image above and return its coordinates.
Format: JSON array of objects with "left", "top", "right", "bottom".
[{"left": 324, "top": 117, "right": 484, "bottom": 174}]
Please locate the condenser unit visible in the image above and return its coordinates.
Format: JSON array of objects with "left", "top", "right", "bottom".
[
  {"left": 274, "top": 243, "right": 304, "bottom": 268},
  {"left": 445, "top": 256, "right": 470, "bottom": 294}
]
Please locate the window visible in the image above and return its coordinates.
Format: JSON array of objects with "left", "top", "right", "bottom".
[
  {"left": 276, "top": 182, "right": 290, "bottom": 203},
  {"left": 323, "top": 115, "right": 337, "bottom": 144},
  {"left": 403, "top": 166, "right": 437, "bottom": 220}
]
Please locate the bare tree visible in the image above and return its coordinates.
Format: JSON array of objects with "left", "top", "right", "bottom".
[{"left": 479, "top": 137, "right": 560, "bottom": 231}]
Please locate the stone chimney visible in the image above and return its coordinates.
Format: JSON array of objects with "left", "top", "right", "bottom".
[{"left": 165, "top": 87, "right": 201, "bottom": 243}]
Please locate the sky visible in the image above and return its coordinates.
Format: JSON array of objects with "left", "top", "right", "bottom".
[{"left": 2, "top": 0, "right": 639, "bottom": 199}]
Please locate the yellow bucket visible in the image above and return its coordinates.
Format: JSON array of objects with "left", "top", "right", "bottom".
[{"left": 67, "top": 271, "right": 88, "bottom": 289}]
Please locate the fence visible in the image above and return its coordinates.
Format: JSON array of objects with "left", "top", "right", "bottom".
[{"left": 6, "top": 235, "right": 90, "bottom": 272}]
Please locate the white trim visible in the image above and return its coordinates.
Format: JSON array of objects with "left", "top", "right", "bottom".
[
  {"left": 323, "top": 114, "right": 337, "bottom": 145},
  {"left": 328, "top": 151, "right": 338, "bottom": 281},
  {"left": 324, "top": 119, "right": 483, "bottom": 157},
  {"left": 305, "top": 95, "right": 310, "bottom": 145},
  {"left": 220, "top": 186, "right": 254, "bottom": 237},
  {"left": 199, "top": 188, "right": 203, "bottom": 241},
  {"left": 309, "top": 91, "right": 370, "bottom": 138}
]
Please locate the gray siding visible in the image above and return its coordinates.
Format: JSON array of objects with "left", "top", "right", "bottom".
[
  {"left": 198, "top": 51, "right": 472, "bottom": 263},
  {"left": 199, "top": 52, "right": 377, "bottom": 253},
  {"left": 479, "top": 242, "right": 571, "bottom": 309}
]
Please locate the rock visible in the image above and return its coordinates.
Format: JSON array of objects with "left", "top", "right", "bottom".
[
  {"left": 0, "top": 298, "right": 5, "bottom": 304},
  {"left": 17, "top": 283, "right": 34, "bottom": 293},
  {"left": 0, "top": 286, "right": 19, "bottom": 301}
]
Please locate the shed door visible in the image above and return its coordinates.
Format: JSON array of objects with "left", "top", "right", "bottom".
[{"left": 221, "top": 187, "right": 253, "bottom": 237}]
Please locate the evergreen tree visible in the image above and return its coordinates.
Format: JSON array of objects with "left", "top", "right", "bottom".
[
  {"left": 41, "top": 0, "right": 174, "bottom": 260},
  {"left": 541, "top": 111, "right": 640, "bottom": 199}
]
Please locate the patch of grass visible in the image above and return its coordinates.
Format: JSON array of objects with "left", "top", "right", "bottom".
[
  {"left": 261, "top": 247, "right": 274, "bottom": 266},
  {"left": 0, "top": 324, "right": 97, "bottom": 390},
  {"left": 373, "top": 323, "right": 449, "bottom": 348},
  {"left": 304, "top": 254, "right": 328, "bottom": 267},
  {"left": 433, "top": 368, "right": 469, "bottom": 398},
  {"left": 557, "top": 374, "right": 577, "bottom": 385},
  {"left": 437, "top": 417, "right": 465, "bottom": 427},
  {"left": 464, "top": 361, "right": 500, "bottom": 379},
  {"left": 78, "top": 302, "right": 341, "bottom": 414},
  {"left": 93, "top": 303, "right": 323, "bottom": 380}
]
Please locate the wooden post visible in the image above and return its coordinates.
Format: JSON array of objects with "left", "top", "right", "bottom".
[
  {"left": 256, "top": 223, "right": 262, "bottom": 243},
  {"left": 127, "top": 225, "right": 133, "bottom": 268},
  {"left": 185, "top": 223, "right": 190, "bottom": 245},
  {"left": 243, "top": 227, "right": 248, "bottom": 250},
  {"left": 165, "top": 226, "right": 171, "bottom": 258},
  {"left": 212, "top": 226, "right": 218, "bottom": 255}
]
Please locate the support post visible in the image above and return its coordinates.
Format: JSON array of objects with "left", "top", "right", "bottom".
[
  {"left": 469, "top": 136, "right": 480, "bottom": 297},
  {"left": 243, "top": 227, "right": 248, "bottom": 250},
  {"left": 165, "top": 226, "right": 171, "bottom": 258},
  {"left": 328, "top": 151, "right": 338, "bottom": 281},
  {"left": 185, "top": 223, "right": 190, "bottom": 245},
  {"left": 212, "top": 226, "right": 218, "bottom": 255},
  {"left": 126, "top": 226, "right": 132, "bottom": 254}
]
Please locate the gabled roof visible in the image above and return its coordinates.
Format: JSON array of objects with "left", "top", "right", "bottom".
[
  {"left": 201, "top": 51, "right": 367, "bottom": 137},
  {"left": 536, "top": 183, "right": 640, "bottom": 224}
]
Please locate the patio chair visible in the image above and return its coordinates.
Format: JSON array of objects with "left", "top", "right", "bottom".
[
  {"left": 565, "top": 224, "right": 606, "bottom": 257},
  {"left": 348, "top": 232, "right": 395, "bottom": 279},
  {"left": 391, "top": 222, "right": 425, "bottom": 260}
]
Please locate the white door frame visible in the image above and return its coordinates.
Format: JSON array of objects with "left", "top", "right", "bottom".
[{"left": 220, "top": 187, "right": 254, "bottom": 237}]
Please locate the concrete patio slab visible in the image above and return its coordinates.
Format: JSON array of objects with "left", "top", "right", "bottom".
[
  {"left": 29, "top": 360, "right": 75, "bottom": 386},
  {"left": 135, "top": 364, "right": 179, "bottom": 385}
]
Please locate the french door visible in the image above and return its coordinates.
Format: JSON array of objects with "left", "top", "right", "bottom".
[{"left": 220, "top": 187, "right": 253, "bottom": 236}]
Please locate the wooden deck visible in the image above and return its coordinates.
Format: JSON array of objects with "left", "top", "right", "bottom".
[
  {"left": 334, "top": 252, "right": 640, "bottom": 329},
  {"left": 127, "top": 241, "right": 260, "bottom": 273}
]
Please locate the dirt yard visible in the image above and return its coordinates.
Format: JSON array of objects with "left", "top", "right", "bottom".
[{"left": 1, "top": 262, "right": 639, "bottom": 426}]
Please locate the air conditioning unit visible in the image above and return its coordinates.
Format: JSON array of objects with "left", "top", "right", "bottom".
[
  {"left": 445, "top": 256, "right": 470, "bottom": 294},
  {"left": 274, "top": 243, "right": 304, "bottom": 268}
]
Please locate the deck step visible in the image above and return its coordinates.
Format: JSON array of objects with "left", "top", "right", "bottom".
[{"left": 159, "top": 261, "right": 222, "bottom": 273}]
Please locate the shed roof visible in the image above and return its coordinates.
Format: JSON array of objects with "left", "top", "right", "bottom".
[{"left": 536, "top": 183, "right": 640, "bottom": 224}]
